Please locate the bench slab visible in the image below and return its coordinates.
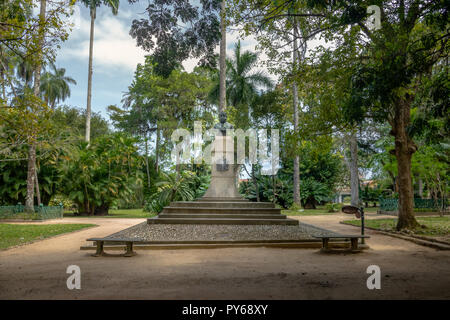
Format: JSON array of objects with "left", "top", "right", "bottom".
[{"left": 313, "top": 235, "right": 370, "bottom": 239}]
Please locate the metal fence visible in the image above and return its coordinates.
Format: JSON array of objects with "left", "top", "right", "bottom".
[
  {"left": 379, "top": 197, "right": 446, "bottom": 212},
  {"left": 0, "top": 203, "right": 64, "bottom": 220}
]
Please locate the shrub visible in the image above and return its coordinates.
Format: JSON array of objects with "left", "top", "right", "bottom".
[{"left": 325, "top": 203, "right": 340, "bottom": 212}]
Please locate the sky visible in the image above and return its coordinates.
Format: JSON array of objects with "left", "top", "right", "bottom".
[{"left": 56, "top": 1, "right": 266, "bottom": 121}]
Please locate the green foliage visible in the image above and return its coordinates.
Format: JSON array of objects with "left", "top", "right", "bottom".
[
  {"left": 360, "top": 185, "right": 381, "bottom": 205},
  {"left": 61, "top": 133, "right": 143, "bottom": 215},
  {"left": 239, "top": 171, "right": 293, "bottom": 208},
  {"left": 325, "top": 203, "right": 340, "bottom": 213},
  {"left": 129, "top": 0, "right": 221, "bottom": 77},
  {"left": 210, "top": 40, "right": 273, "bottom": 123},
  {"left": 240, "top": 136, "right": 343, "bottom": 208},
  {"left": 0, "top": 106, "right": 109, "bottom": 206},
  {"left": 299, "top": 178, "right": 331, "bottom": 209},
  {"left": 40, "top": 63, "right": 76, "bottom": 108},
  {"left": 144, "top": 171, "right": 210, "bottom": 214},
  {"left": 109, "top": 59, "right": 215, "bottom": 169}
]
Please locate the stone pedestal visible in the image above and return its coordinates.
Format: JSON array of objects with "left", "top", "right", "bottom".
[{"left": 202, "top": 134, "right": 241, "bottom": 199}]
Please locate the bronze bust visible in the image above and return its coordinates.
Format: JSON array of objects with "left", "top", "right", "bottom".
[
  {"left": 213, "top": 111, "right": 233, "bottom": 171},
  {"left": 214, "top": 111, "right": 234, "bottom": 136}
]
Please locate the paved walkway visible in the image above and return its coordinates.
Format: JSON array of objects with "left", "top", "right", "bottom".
[{"left": 0, "top": 215, "right": 449, "bottom": 299}]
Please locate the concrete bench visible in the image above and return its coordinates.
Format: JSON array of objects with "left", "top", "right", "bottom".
[
  {"left": 313, "top": 235, "right": 370, "bottom": 253},
  {"left": 87, "top": 238, "right": 140, "bottom": 257}
]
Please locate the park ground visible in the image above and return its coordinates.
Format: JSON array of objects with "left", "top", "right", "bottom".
[{"left": 0, "top": 211, "right": 449, "bottom": 300}]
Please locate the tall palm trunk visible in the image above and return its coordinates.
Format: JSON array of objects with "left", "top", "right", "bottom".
[
  {"left": 85, "top": 8, "right": 96, "bottom": 143},
  {"left": 292, "top": 21, "right": 301, "bottom": 206},
  {"left": 26, "top": 0, "right": 46, "bottom": 212},
  {"left": 219, "top": 0, "right": 226, "bottom": 113},
  {"left": 0, "top": 46, "right": 6, "bottom": 101},
  {"left": 155, "top": 127, "right": 160, "bottom": 172},
  {"left": 349, "top": 130, "right": 359, "bottom": 207},
  {"left": 144, "top": 134, "right": 151, "bottom": 193}
]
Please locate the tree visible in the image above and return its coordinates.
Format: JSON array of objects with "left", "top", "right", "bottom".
[
  {"left": 231, "top": 0, "right": 449, "bottom": 230},
  {"left": 128, "top": 0, "right": 221, "bottom": 78},
  {"left": 108, "top": 59, "right": 215, "bottom": 179},
  {"left": 40, "top": 63, "right": 76, "bottom": 108},
  {"left": 81, "top": 0, "right": 119, "bottom": 143},
  {"left": 211, "top": 40, "right": 273, "bottom": 120}
]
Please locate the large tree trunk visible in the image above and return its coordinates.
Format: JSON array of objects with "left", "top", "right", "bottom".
[
  {"left": 25, "top": 144, "right": 36, "bottom": 212},
  {"left": 34, "top": 169, "right": 41, "bottom": 206},
  {"left": 392, "top": 97, "right": 419, "bottom": 230},
  {"left": 25, "top": 0, "right": 46, "bottom": 212},
  {"left": 85, "top": 9, "right": 95, "bottom": 143},
  {"left": 218, "top": 0, "right": 226, "bottom": 113},
  {"left": 292, "top": 21, "right": 301, "bottom": 206},
  {"left": 349, "top": 130, "right": 359, "bottom": 207}
]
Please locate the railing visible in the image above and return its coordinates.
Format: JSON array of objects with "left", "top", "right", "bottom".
[
  {"left": 0, "top": 203, "right": 64, "bottom": 220},
  {"left": 379, "top": 197, "right": 446, "bottom": 212}
]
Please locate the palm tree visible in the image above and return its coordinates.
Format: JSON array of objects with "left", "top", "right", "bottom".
[
  {"left": 81, "top": 0, "right": 119, "bottom": 143},
  {"left": 211, "top": 40, "right": 273, "bottom": 111},
  {"left": 40, "top": 63, "right": 76, "bottom": 108}
]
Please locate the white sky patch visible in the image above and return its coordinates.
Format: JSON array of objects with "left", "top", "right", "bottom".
[{"left": 60, "top": 7, "right": 146, "bottom": 71}]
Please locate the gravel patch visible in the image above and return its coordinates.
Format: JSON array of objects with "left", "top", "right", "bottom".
[{"left": 104, "top": 222, "right": 338, "bottom": 242}]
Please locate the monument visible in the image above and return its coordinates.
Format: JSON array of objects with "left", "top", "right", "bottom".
[
  {"left": 148, "top": 111, "right": 299, "bottom": 225},
  {"left": 201, "top": 111, "right": 242, "bottom": 200}
]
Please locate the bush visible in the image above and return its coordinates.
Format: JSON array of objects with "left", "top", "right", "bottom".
[
  {"left": 289, "top": 203, "right": 303, "bottom": 211},
  {"left": 49, "top": 195, "right": 75, "bottom": 210},
  {"left": 325, "top": 203, "right": 340, "bottom": 212}
]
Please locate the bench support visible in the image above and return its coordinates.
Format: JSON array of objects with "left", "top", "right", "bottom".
[
  {"left": 124, "top": 241, "right": 137, "bottom": 257},
  {"left": 350, "top": 238, "right": 359, "bottom": 251},
  {"left": 93, "top": 240, "right": 105, "bottom": 257},
  {"left": 322, "top": 238, "right": 329, "bottom": 250}
]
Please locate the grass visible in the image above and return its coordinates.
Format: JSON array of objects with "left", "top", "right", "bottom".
[
  {"left": 0, "top": 223, "right": 96, "bottom": 250},
  {"left": 342, "top": 216, "right": 450, "bottom": 237},
  {"left": 63, "top": 208, "right": 156, "bottom": 219},
  {"left": 283, "top": 205, "right": 379, "bottom": 216}
]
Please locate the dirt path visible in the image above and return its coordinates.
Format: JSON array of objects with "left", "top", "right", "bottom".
[{"left": 1, "top": 216, "right": 449, "bottom": 299}]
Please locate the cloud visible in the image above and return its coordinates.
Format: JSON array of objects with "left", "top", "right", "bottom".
[{"left": 59, "top": 6, "right": 146, "bottom": 71}]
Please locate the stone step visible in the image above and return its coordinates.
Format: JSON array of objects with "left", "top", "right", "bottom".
[
  {"left": 147, "top": 217, "right": 299, "bottom": 225},
  {"left": 171, "top": 201, "right": 275, "bottom": 208},
  {"left": 162, "top": 207, "right": 281, "bottom": 214},
  {"left": 197, "top": 197, "right": 249, "bottom": 202},
  {"left": 158, "top": 213, "right": 287, "bottom": 219}
]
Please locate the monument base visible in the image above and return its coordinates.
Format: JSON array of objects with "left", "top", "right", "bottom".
[{"left": 148, "top": 200, "right": 299, "bottom": 225}]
